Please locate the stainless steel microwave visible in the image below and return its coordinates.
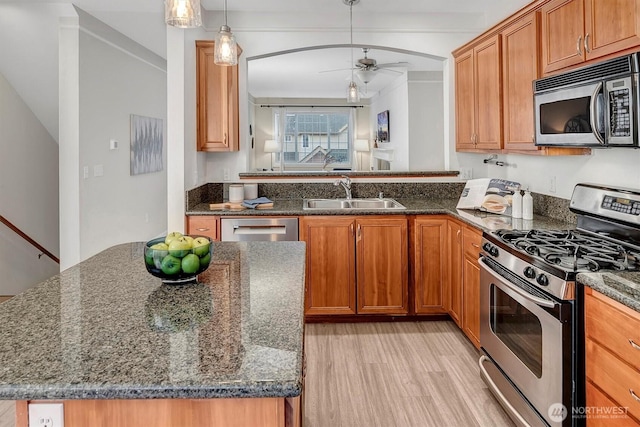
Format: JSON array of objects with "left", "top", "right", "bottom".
[{"left": 534, "top": 53, "right": 640, "bottom": 147}]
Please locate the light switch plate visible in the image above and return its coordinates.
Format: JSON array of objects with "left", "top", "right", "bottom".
[
  {"left": 28, "top": 403, "right": 64, "bottom": 427},
  {"left": 459, "top": 167, "right": 473, "bottom": 180}
]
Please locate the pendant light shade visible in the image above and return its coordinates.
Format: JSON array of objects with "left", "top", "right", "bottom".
[
  {"left": 345, "top": 0, "right": 360, "bottom": 103},
  {"left": 165, "top": 0, "right": 202, "bottom": 28},
  {"left": 214, "top": 0, "right": 238, "bottom": 66}
]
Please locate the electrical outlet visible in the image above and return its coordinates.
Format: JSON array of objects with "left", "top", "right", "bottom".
[
  {"left": 223, "top": 168, "right": 230, "bottom": 181},
  {"left": 82, "top": 166, "right": 89, "bottom": 179},
  {"left": 459, "top": 167, "right": 473, "bottom": 180},
  {"left": 28, "top": 403, "right": 63, "bottom": 427},
  {"left": 549, "top": 176, "right": 557, "bottom": 193}
]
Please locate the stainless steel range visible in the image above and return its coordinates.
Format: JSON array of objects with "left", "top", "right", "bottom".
[{"left": 479, "top": 183, "right": 640, "bottom": 427}]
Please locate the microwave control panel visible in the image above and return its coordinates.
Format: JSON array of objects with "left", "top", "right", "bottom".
[{"left": 606, "top": 76, "right": 635, "bottom": 144}]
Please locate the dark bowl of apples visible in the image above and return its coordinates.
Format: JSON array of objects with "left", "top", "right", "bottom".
[{"left": 144, "top": 232, "right": 212, "bottom": 284}]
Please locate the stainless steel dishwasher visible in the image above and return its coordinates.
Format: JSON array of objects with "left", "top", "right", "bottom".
[{"left": 220, "top": 217, "right": 299, "bottom": 241}]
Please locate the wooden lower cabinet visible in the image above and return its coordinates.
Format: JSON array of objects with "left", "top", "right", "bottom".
[
  {"left": 186, "top": 215, "right": 220, "bottom": 241},
  {"left": 461, "top": 226, "right": 482, "bottom": 349},
  {"left": 300, "top": 215, "right": 408, "bottom": 316},
  {"left": 17, "top": 397, "right": 299, "bottom": 427},
  {"left": 585, "top": 287, "right": 640, "bottom": 424},
  {"left": 412, "top": 216, "right": 448, "bottom": 314},
  {"left": 300, "top": 216, "right": 356, "bottom": 315},
  {"left": 356, "top": 217, "right": 408, "bottom": 314},
  {"left": 445, "top": 219, "right": 463, "bottom": 326}
]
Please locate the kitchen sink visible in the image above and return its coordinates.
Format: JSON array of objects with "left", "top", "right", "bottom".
[{"left": 303, "top": 198, "right": 406, "bottom": 210}]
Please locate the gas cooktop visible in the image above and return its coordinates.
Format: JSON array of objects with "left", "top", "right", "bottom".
[{"left": 491, "top": 229, "right": 640, "bottom": 274}]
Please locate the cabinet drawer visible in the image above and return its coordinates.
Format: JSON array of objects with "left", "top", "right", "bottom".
[
  {"left": 462, "top": 226, "right": 482, "bottom": 259},
  {"left": 186, "top": 216, "right": 220, "bottom": 241},
  {"left": 585, "top": 288, "right": 640, "bottom": 371},
  {"left": 586, "top": 381, "right": 639, "bottom": 426},
  {"left": 586, "top": 339, "right": 640, "bottom": 421}
]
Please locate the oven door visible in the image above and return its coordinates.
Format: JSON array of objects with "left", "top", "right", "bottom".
[{"left": 479, "top": 257, "right": 573, "bottom": 427}]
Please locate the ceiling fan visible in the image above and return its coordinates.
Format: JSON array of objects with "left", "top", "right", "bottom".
[{"left": 320, "top": 48, "right": 409, "bottom": 84}]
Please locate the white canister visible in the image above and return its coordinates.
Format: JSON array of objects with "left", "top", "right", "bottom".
[
  {"left": 511, "top": 189, "right": 522, "bottom": 219},
  {"left": 229, "top": 184, "right": 244, "bottom": 203},
  {"left": 243, "top": 183, "right": 258, "bottom": 200},
  {"left": 522, "top": 189, "right": 533, "bottom": 220}
]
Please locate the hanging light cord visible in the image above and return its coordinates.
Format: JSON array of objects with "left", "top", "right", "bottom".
[
  {"left": 350, "top": 1, "right": 354, "bottom": 82},
  {"left": 223, "top": 0, "right": 228, "bottom": 27}
]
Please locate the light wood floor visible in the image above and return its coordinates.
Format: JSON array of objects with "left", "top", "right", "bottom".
[
  {"left": 303, "top": 321, "right": 514, "bottom": 427},
  {"left": 0, "top": 321, "right": 513, "bottom": 427}
]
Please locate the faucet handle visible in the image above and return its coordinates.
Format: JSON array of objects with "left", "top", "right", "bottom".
[{"left": 379, "top": 192, "right": 384, "bottom": 199}]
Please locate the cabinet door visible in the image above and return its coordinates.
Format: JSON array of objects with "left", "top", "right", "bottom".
[
  {"left": 196, "top": 41, "right": 239, "bottom": 152},
  {"left": 462, "top": 226, "right": 482, "bottom": 349},
  {"left": 412, "top": 217, "right": 447, "bottom": 314},
  {"left": 455, "top": 50, "right": 476, "bottom": 150},
  {"left": 356, "top": 217, "right": 408, "bottom": 315},
  {"left": 502, "top": 12, "right": 540, "bottom": 151},
  {"left": 585, "top": 0, "right": 640, "bottom": 61},
  {"left": 446, "top": 220, "right": 463, "bottom": 326},
  {"left": 474, "top": 35, "right": 503, "bottom": 150},
  {"left": 541, "top": 0, "right": 586, "bottom": 74},
  {"left": 300, "top": 216, "right": 356, "bottom": 316},
  {"left": 186, "top": 216, "right": 220, "bottom": 241}
]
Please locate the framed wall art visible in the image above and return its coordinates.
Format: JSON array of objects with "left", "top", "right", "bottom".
[
  {"left": 130, "top": 114, "right": 164, "bottom": 175},
  {"left": 377, "top": 110, "right": 389, "bottom": 142}
]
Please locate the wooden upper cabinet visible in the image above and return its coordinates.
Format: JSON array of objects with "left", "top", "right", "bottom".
[
  {"left": 585, "top": 0, "right": 640, "bottom": 60},
  {"left": 356, "top": 217, "right": 408, "bottom": 315},
  {"left": 454, "top": 35, "right": 502, "bottom": 152},
  {"left": 196, "top": 41, "right": 240, "bottom": 152},
  {"left": 502, "top": 12, "right": 539, "bottom": 151},
  {"left": 412, "top": 216, "right": 447, "bottom": 315},
  {"left": 455, "top": 50, "right": 476, "bottom": 150},
  {"left": 542, "top": 0, "right": 640, "bottom": 75},
  {"left": 300, "top": 216, "right": 356, "bottom": 316}
]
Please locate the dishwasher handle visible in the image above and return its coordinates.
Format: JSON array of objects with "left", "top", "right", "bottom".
[
  {"left": 220, "top": 218, "right": 299, "bottom": 241},
  {"left": 232, "top": 225, "right": 287, "bottom": 235}
]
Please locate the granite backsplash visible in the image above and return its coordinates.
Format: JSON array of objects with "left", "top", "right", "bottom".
[{"left": 186, "top": 182, "right": 576, "bottom": 224}]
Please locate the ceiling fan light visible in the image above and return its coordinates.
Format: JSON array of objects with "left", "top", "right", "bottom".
[
  {"left": 347, "top": 81, "right": 360, "bottom": 103},
  {"left": 165, "top": 0, "right": 202, "bottom": 28},
  {"left": 356, "top": 69, "right": 376, "bottom": 84},
  {"left": 214, "top": 25, "right": 238, "bottom": 66}
]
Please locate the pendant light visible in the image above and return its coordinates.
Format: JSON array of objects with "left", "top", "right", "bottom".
[
  {"left": 165, "top": 0, "right": 202, "bottom": 28},
  {"left": 345, "top": 0, "right": 360, "bottom": 103},
  {"left": 214, "top": 0, "right": 238, "bottom": 66}
]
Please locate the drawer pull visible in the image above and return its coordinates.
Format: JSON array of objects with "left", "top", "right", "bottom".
[
  {"left": 196, "top": 228, "right": 210, "bottom": 232},
  {"left": 630, "top": 389, "right": 640, "bottom": 403},
  {"left": 629, "top": 339, "right": 640, "bottom": 350},
  {"left": 471, "top": 243, "right": 480, "bottom": 248}
]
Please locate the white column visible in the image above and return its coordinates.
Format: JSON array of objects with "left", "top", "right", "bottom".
[{"left": 167, "top": 27, "right": 186, "bottom": 233}]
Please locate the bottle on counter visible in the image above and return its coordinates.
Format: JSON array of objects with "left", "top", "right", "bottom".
[
  {"left": 523, "top": 189, "right": 533, "bottom": 220},
  {"left": 511, "top": 188, "right": 522, "bottom": 219}
]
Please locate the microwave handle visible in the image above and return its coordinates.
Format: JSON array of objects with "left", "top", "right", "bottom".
[{"left": 590, "top": 82, "right": 606, "bottom": 145}]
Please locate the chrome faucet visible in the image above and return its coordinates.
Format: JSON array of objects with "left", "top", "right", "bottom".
[{"left": 334, "top": 175, "right": 352, "bottom": 199}]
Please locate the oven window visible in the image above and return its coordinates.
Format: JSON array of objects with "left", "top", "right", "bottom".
[
  {"left": 490, "top": 285, "right": 543, "bottom": 378},
  {"left": 539, "top": 97, "right": 592, "bottom": 134}
]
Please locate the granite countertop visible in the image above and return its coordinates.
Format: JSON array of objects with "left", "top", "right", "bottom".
[
  {"left": 577, "top": 272, "right": 640, "bottom": 312},
  {"left": 0, "top": 241, "right": 306, "bottom": 400},
  {"left": 186, "top": 197, "right": 575, "bottom": 234}
]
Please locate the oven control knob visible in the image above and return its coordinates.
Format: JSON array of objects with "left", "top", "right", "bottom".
[
  {"left": 524, "top": 267, "right": 536, "bottom": 279},
  {"left": 537, "top": 274, "right": 549, "bottom": 287}
]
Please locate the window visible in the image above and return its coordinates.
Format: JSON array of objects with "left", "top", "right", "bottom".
[{"left": 274, "top": 110, "right": 352, "bottom": 169}]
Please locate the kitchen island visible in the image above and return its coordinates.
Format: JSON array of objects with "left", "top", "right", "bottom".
[{"left": 0, "top": 241, "right": 306, "bottom": 427}]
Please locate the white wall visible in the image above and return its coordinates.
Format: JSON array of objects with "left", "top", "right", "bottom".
[
  {"left": 73, "top": 10, "right": 167, "bottom": 262},
  {"left": 0, "top": 72, "right": 60, "bottom": 294},
  {"left": 408, "top": 71, "right": 444, "bottom": 170}
]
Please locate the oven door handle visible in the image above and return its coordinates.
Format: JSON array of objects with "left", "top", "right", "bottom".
[{"left": 479, "top": 258, "right": 556, "bottom": 309}]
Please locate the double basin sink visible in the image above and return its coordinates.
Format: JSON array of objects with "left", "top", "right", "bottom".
[{"left": 303, "top": 198, "right": 406, "bottom": 210}]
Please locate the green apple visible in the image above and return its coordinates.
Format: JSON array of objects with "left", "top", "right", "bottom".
[
  {"left": 181, "top": 254, "right": 200, "bottom": 274},
  {"left": 199, "top": 252, "right": 211, "bottom": 269},
  {"left": 160, "top": 254, "right": 182, "bottom": 275},
  {"left": 149, "top": 243, "right": 169, "bottom": 269},
  {"left": 164, "top": 231, "right": 183, "bottom": 245},
  {"left": 168, "top": 237, "right": 192, "bottom": 258},
  {"left": 192, "top": 237, "right": 210, "bottom": 257},
  {"left": 183, "top": 235, "right": 194, "bottom": 247}
]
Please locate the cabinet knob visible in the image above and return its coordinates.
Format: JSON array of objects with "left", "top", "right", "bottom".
[
  {"left": 196, "top": 227, "right": 210, "bottom": 231},
  {"left": 629, "top": 339, "right": 640, "bottom": 351},
  {"left": 576, "top": 36, "right": 583, "bottom": 56},
  {"left": 584, "top": 33, "right": 591, "bottom": 53},
  {"left": 630, "top": 389, "right": 640, "bottom": 403}
]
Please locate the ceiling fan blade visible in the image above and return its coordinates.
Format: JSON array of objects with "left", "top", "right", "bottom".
[
  {"left": 378, "top": 68, "right": 403, "bottom": 75},
  {"left": 376, "top": 62, "right": 409, "bottom": 68},
  {"left": 319, "top": 68, "right": 352, "bottom": 74}
]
